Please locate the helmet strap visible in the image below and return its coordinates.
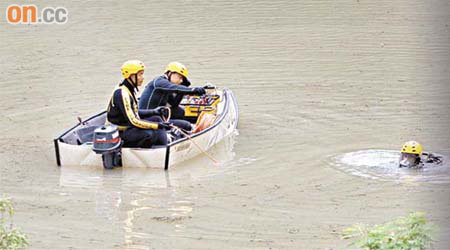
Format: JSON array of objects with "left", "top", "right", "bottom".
[
  {"left": 126, "top": 75, "right": 138, "bottom": 91},
  {"left": 129, "top": 74, "right": 136, "bottom": 84},
  {"left": 133, "top": 74, "right": 139, "bottom": 90}
]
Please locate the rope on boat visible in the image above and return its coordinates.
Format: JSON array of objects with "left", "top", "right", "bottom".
[
  {"left": 162, "top": 93, "right": 219, "bottom": 164},
  {"left": 162, "top": 107, "right": 171, "bottom": 122},
  {"left": 170, "top": 124, "right": 219, "bottom": 164}
]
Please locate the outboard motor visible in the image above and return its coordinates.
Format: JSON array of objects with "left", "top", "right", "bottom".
[{"left": 92, "top": 125, "right": 122, "bottom": 169}]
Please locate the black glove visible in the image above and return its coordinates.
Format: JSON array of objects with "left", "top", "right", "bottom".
[
  {"left": 154, "top": 106, "right": 165, "bottom": 116},
  {"left": 192, "top": 87, "right": 206, "bottom": 95},
  {"left": 159, "top": 107, "right": 170, "bottom": 118},
  {"left": 158, "top": 122, "right": 173, "bottom": 130}
]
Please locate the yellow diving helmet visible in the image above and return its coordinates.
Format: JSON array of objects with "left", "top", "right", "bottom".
[
  {"left": 121, "top": 60, "right": 145, "bottom": 79},
  {"left": 165, "top": 62, "right": 188, "bottom": 78},
  {"left": 401, "top": 141, "right": 423, "bottom": 155},
  {"left": 165, "top": 62, "right": 190, "bottom": 86},
  {"left": 399, "top": 141, "right": 423, "bottom": 168}
]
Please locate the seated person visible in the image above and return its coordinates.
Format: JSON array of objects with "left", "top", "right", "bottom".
[
  {"left": 107, "top": 60, "right": 171, "bottom": 148},
  {"left": 138, "top": 62, "right": 206, "bottom": 132}
]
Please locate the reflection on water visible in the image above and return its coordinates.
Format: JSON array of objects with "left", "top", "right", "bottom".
[
  {"left": 58, "top": 134, "right": 256, "bottom": 248},
  {"left": 328, "top": 150, "right": 450, "bottom": 183},
  {"left": 95, "top": 189, "right": 122, "bottom": 223},
  {"left": 59, "top": 133, "right": 239, "bottom": 188}
]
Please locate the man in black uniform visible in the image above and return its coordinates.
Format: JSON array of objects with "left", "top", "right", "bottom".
[
  {"left": 107, "top": 60, "right": 171, "bottom": 148},
  {"left": 138, "top": 62, "right": 206, "bottom": 131}
]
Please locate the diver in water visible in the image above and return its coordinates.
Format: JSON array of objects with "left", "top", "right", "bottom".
[{"left": 399, "top": 141, "right": 443, "bottom": 168}]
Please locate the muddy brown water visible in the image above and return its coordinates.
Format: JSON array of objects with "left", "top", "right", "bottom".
[{"left": 1, "top": 0, "right": 450, "bottom": 249}]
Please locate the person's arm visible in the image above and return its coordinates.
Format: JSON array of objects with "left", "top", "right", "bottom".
[
  {"left": 168, "top": 93, "right": 184, "bottom": 108},
  {"left": 117, "top": 88, "right": 159, "bottom": 130},
  {"left": 155, "top": 77, "right": 198, "bottom": 94},
  {"left": 138, "top": 109, "right": 158, "bottom": 118}
]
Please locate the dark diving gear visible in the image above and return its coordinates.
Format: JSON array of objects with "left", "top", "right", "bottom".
[
  {"left": 423, "top": 152, "right": 443, "bottom": 164},
  {"left": 399, "top": 152, "right": 443, "bottom": 168},
  {"left": 399, "top": 152, "right": 421, "bottom": 168},
  {"left": 107, "top": 79, "right": 168, "bottom": 148}
]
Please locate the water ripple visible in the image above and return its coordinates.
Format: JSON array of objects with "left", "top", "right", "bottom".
[{"left": 327, "top": 149, "right": 450, "bottom": 184}]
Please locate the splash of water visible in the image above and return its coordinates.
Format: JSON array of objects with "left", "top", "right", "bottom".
[{"left": 328, "top": 150, "right": 450, "bottom": 184}]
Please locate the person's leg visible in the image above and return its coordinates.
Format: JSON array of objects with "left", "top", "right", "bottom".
[
  {"left": 141, "top": 116, "right": 168, "bottom": 146},
  {"left": 171, "top": 106, "right": 199, "bottom": 127},
  {"left": 170, "top": 119, "right": 193, "bottom": 132},
  {"left": 121, "top": 116, "right": 168, "bottom": 147},
  {"left": 121, "top": 128, "right": 153, "bottom": 148},
  {"left": 144, "top": 116, "right": 163, "bottom": 123},
  {"left": 170, "top": 106, "right": 186, "bottom": 119},
  {"left": 139, "top": 129, "right": 167, "bottom": 147}
]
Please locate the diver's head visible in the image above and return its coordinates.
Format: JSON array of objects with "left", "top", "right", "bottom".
[
  {"left": 121, "top": 60, "right": 145, "bottom": 87},
  {"left": 165, "top": 62, "right": 190, "bottom": 86},
  {"left": 399, "top": 141, "right": 423, "bottom": 168}
]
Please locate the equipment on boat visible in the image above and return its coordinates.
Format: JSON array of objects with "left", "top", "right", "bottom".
[
  {"left": 92, "top": 125, "right": 122, "bottom": 169},
  {"left": 183, "top": 83, "right": 219, "bottom": 118}
]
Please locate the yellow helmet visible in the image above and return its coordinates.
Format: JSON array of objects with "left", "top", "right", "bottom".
[
  {"left": 401, "top": 141, "right": 423, "bottom": 155},
  {"left": 121, "top": 60, "right": 145, "bottom": 79},
  {"left": 165, "top": 62, "right": 189, "bottom": 78}
]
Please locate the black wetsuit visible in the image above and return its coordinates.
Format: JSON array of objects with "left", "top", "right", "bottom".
[
  {"left": 139, "top": 76, "right": 198, "bottom": 115},
  {"left": 107, "top": 79, "right": 167, "bottom": 147},
  {"left": 422, "top": 153, "right": 443, "bottom": 165},
  {"left": 138, "top": 75, "right": 198, "bottom": 130},
  {"left": 399, "top": 152, "right": 443, "bottom": 168}
]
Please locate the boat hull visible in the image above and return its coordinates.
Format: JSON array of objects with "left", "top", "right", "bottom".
[{"left": 54, "top": 89, "right": 238, "bottom": 169}]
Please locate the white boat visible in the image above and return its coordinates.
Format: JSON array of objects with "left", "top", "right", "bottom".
[{"left": 53, "top": 88, "right": 239, "bottom": 169}]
